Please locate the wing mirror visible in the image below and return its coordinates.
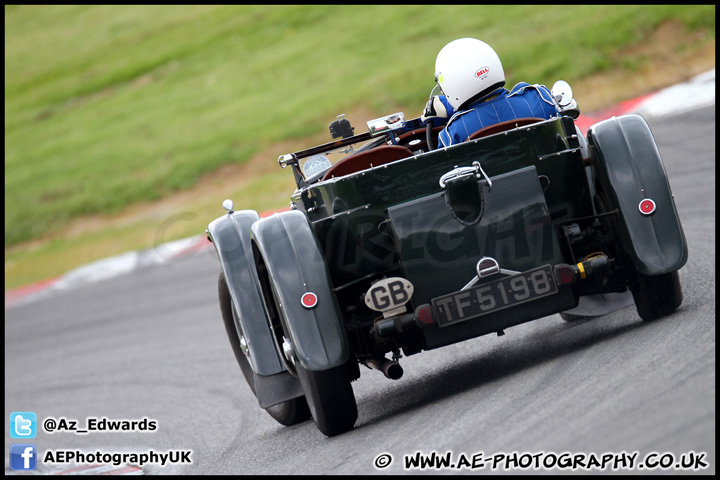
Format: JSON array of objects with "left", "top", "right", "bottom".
[{"left": 552, "top": 80, "right": 580, "bottom": 119}]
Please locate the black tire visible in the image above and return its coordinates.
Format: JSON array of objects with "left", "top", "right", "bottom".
[
  {"left": 264, "top": 276, "right": 355, "bottom": 435},
  {"left": 295, "top": 362, "right": 358, "bottom": 437},
  {"left": 591, "top": 190, "right": 683, "bottom": 322},
  {"left": 264, "top": 397, "right": 311, "bottom": 427},
  {"left": 630, "top": 271, "right": 683, "bottom": 322},
  {"left": 250, "top": 214, "right": 357, "bottom": 436},
  {"left": 218, "top": 272, "right": 311, "bottom": 426}
]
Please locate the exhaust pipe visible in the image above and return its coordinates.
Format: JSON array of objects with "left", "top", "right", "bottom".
[{"left": 365, "top": 356, "right": 403, "bottom": 380}]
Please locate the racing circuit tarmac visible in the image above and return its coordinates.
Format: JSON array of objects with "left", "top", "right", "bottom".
[{"left": 4, "top": 104, "right": 715, "bottom": 475}]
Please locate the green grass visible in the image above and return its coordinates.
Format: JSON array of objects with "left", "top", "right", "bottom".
[{"left": 4, "top": 5, "right": 715, "bottom": 289}]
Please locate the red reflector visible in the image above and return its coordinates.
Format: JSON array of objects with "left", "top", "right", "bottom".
[
  {"left": 555, "top": 265, "right": 577, "bottom": 286},
  {"left": 639, "top": 198, "right": 656, "bottom": 215},
  {"left": 301, "top": 292, "right": 318, "bottom": 309},
  {"left": 415, "top": 305, "right": 435, "bottom": 326}
]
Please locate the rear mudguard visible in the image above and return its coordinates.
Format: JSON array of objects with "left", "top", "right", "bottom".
[
  {"left": 587, "top": 114, "right": 688, "bottom": 275},
  {"left": 208, "top": 210, "right": 304, "bottom": 408},
  {"left": 251, "top": 210, "right": 349, "bottom": 372}
]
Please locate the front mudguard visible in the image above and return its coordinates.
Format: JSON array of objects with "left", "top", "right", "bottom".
[
  {"left": 587, "top": 114, "right": 688, "bottom": 275},
  {"left": 208, "top": 210, "right": 304, "bottom": 408},
  {"left": 251, "top": 210, "right": 349, "bottom": 372}
]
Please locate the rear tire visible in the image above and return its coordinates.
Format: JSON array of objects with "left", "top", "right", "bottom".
[
  {"left": 266, "top": 280, "right": 356, "bottom": 435},
  {"left": 295, "top": 362, "right": 358, "bottom": 437},
  {"left": 592, "top": 189, "right": 682, "bottom": 322},
  {"left": 218, "top": 272, "right": 311, "bottom": 426},
  {"left": 630, "top": 271, "right": 682, "bottom": 321},
  {"left": 265, "top": 397, "right": 311, "bottom": 427}
]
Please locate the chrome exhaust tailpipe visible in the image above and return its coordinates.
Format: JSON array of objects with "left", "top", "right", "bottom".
[{"left": 365, "top": 356, "right": 403, "bottom": 380}]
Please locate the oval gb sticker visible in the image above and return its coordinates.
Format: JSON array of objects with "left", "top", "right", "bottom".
[{"left": 364, "top": 277, "right": 414, "bottom": 313}]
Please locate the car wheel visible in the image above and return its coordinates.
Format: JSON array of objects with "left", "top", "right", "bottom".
[
  {"left": 264, "top": 275, "right": 356, "bottom": 436},
  {"left": 630, "top": 271, "right": 682, "bottom": 322},
  {"left": 218, "top": 272, "right": 311, "bottom": 426},
  {"left": 591, "top": 190, "right": 683, "bottom": 322}
]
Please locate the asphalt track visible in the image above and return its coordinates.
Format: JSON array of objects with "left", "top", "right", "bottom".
[{"left": 4, "top": 104, "right": 715, "bottom": 475}]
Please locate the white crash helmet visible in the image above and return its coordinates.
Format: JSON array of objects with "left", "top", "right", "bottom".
[{"left": 434, "top": 38, "right": 505, "bottom": 110}]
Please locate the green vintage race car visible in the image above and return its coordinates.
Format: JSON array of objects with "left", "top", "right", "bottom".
[{"left": 207, "top": 83, "right": 687, "bottom": 436}]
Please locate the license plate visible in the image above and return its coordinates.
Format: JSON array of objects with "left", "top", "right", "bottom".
[{"left": 431, "top": 265, "right": 558, "bottom": 327}]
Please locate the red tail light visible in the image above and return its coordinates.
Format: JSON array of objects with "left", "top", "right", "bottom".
[
  {"left": 554, "top": 264, "right": 577, "bottom": 286},
  {"left": 414, "top": 304, "right": 435, "bottom": 327}
]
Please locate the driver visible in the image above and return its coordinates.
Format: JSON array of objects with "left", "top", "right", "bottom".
[{"left": 421, "top": 38, "right": 560, "bottom": 148}]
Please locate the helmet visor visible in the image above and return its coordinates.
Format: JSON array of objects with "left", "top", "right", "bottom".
[{"left": 433, "top": 72, "right": 446, "bottom": 96}]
